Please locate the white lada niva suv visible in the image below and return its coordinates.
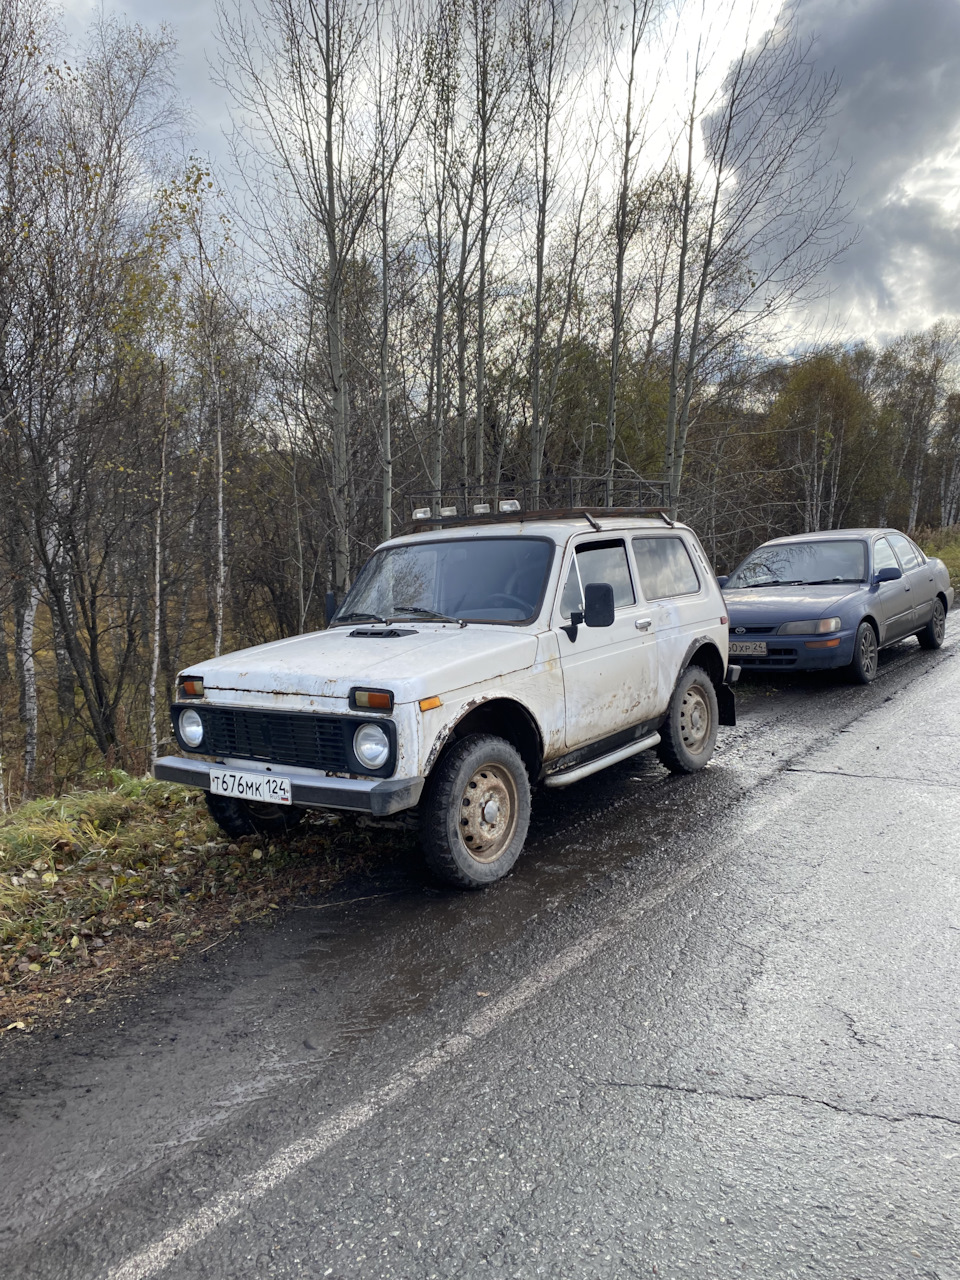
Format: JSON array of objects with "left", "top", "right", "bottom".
[{"left": 155, "top": 509, "right": 739, "bottom": 887}]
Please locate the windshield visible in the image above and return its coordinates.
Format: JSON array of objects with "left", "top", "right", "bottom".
[
  {"left": 727, "top": 539, "right": 867, "bottom": 588},
  {"left": 334, "top": 537, "right": 555, "bottom": 624}
]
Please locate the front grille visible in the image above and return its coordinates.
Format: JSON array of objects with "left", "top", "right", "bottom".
[
  {"left": 198, "top": 707, "right": 351, "bottom": 772},
  {"left": 738, "top": 648, "right": 798, "bottom": 667},
  {"left": 730, "top": 626, "right": 776, "bottom": 634}
]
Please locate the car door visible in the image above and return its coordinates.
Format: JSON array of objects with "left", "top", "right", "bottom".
[
  {"left": 872, "top": 536, "right": 914, "bottom": 641},
  {"left": 630, "top": 532, "right": 710, "bottom": 708},
  {"left": 888, "top": 532, "right": 934, "bottom": 628},
  {"left": 554, "top": 537, "right": 660, "bottom": 750}
]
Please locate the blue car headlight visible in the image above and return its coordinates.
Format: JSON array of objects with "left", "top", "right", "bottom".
[{"left": 777, "top": 617, "right": 842, "bottom": 635}]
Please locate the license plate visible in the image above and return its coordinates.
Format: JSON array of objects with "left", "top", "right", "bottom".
[
  {"left": 209, "top": 769, "right": 292, "bottom": 804},
  {"left": 730, "top": 640, "right": 767, "bottom": 656}
]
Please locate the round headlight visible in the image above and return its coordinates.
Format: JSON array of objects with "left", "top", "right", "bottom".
[
  {"left": 179, "top": 708, "right": 204, "bottom": 749},
  {"left": 353, "top": 722, "right": 390, "bottom": 770}
]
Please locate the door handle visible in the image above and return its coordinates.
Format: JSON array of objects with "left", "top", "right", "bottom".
[{"left": 635, "top": 617, "right": 652, "bottom": 630}]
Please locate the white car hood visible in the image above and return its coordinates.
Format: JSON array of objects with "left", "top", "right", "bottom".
[{"left": 186, "top": 625, "right": 539, "bottom": 704}]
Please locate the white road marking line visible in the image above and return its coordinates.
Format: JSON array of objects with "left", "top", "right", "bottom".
[{"left": 104, "top": 853, "right": 720, "bottom": 1280}]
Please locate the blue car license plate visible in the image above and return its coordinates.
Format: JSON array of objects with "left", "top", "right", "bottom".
[{"left": 729, "top": 640, "right": 767, "bottom": 656}]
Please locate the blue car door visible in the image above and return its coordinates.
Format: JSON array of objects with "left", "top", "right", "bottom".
[
  {"left": 888, "top": 533, "right": 934, "bottom": 629},
  {"left": 872, "top": 536, "right": 913, "bottom": 641}
]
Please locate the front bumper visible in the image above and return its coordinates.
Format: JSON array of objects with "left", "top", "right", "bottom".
[
  {"left": 153, "top": 756, "right": 424, "bottom": 817},
  {"left": 730, "top": 632, "right": 855, "bottom": 672}
]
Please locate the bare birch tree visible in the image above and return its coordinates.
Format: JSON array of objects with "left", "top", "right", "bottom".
[{"left": 663, "top": 1, "right": 849, "bottom": 515}]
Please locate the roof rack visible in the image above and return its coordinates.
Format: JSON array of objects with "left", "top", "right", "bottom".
[
  {"left": 399, "top": 477, "right": 672, "bottom": 534},
  {"left": 401, "top": 506, "right": 675, "bottom": 535}
]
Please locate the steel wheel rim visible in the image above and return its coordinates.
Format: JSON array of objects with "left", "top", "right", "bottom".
[
  {"left": 933, "top": 601, "right": 946, "bottom": 643},
  {"left": 679, "top": 681, "right": 712, "bottom": 755},
  {"left": 859, "top": 626, "right": 878, "bottom": 678},
  {"left": 458, "top": 762, "right": 518, "bottom": 863}
]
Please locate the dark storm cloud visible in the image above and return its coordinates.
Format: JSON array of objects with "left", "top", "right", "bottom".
[{"left": 791, "top": 0, "right": 960, "bottom": 331}]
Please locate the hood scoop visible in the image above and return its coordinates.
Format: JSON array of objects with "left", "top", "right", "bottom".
[{"left": 349, "top": 626, "right": 417, "bottom": 638}]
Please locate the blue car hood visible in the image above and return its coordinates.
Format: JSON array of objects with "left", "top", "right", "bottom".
[{"left": 723, "top": 583, "right": 862, "bottom": 624}]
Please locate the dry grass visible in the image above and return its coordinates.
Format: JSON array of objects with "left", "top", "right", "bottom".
[
  {"left": 0, "top": 771, "right": 408, "bottom": 1032},
  {"left": 921, "top": 530, "right": 960, "bottom": 590}
]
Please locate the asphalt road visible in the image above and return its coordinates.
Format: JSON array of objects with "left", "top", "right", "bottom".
[{"left": 2, "top": 636, "right": 960, "bottom": 1280}]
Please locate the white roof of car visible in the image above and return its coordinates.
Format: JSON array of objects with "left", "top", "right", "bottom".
[{"left": 385, "top": 514, "right": 690, "bottom": 550}]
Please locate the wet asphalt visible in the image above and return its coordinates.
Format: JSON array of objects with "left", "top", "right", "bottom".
[{"left": 2, "top": 637, "right": 959, "bottom": 1280}]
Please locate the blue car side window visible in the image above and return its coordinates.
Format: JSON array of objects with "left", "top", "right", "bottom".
[{"left": 874, "top": 538, "right": 899, "bottom": 572}]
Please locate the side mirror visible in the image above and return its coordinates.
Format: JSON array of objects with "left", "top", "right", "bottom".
[
  {"left": 874, "top": 566, "right": 902, "bottom": 584},
  {"left": 716, "top": 574, "right": 729, "bottom": 588},
  {"left": 583, "top": 581, "right": 615, "bottom": 627}
]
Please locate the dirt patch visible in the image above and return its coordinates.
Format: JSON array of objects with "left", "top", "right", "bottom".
[{"left": 0, "top": 773, "right": 415, "bottom": 1033}]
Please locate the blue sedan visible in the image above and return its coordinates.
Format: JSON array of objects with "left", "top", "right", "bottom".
[{"left": 719, "top": 529, "right": 955, "bottom": 683}]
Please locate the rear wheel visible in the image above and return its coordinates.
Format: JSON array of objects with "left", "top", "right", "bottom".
[
  {"left": 656, "top": 665, "right": 719, "bottom": 774},
  {"left": 917, "top": 598, "right": 946, "bottom": 650},
  {"left": 849, "top": 620, "right": 879, "bottom": 684},
  {"left": 204, "top": 791, "right": 305, "bottom": 840},
  {"left": 420, "top": 734, "right": 531, "bottom": 888}
]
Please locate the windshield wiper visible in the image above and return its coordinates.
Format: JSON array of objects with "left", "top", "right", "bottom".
[
  {"left": 390, "top": 604, "right": 464, "bottom": 624},
  {"left": 334, "top": 610, "right": 388, "bottom": 625},
  {"left": 804, "top": 578, "right": 864, "bottom": 585},
  {"left": 735, "top": 579, "right": 805, "bottom": 588}
]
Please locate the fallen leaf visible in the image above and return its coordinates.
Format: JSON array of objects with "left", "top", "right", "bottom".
[
  {"left": 251, "top": 849, "right": 263, "bottom": 860},
  {"left": 41, "top": 871, "right": 58, "bottom": 885},
  {"left": 477, "top": 991, "right": 490, "bottom": 997},
  {"left": 133, "top": 920, "right": 150, "bottom": 930},
  {"left": 70, "top": 935, "right": 80, "bottom": 949},
  {"left": 4, "top": 1021, "right": 26, "bottom": 1031},
  {"left": 28, "top": 963, "right": 41, "bottom": 973}
]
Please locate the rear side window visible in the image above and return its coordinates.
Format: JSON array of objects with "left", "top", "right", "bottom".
[
  {"left": 632, "top": 536, "right": 701, "bottom": 600},
  {"left": 888, "top": 533, "right": 923, "bottom": 569},
  {"left": 874, "top": 538, "right": 899, "bottom": 572},
  {"left": 560, "top": 540, "right": 635, "bottom": 618}
]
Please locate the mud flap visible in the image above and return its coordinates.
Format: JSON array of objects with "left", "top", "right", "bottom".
[
  {"left": 717, "top": 683, "right": 736, "bottom": 726},
  {"left": 718, "top": 664, "right": 739, "bottom": 727}
]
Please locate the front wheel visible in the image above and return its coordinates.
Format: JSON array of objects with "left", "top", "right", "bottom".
[
  {"left": 917, "top": 598, "right": 946, "bottom": 650},
  {"left": 849, "top": 620, "right": 879, "bottom": 684},
  {"left": 657, "top": 665, "right": 719, "bottom": 774},
  {"left": 205, "top": 790, "right": 305, "bottom": 840},
  {"left": 420, "top": 734, "right": 531, "bottom": 888}
]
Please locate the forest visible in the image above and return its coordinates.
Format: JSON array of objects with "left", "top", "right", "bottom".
[{"left": 1, "top": 0, "right": 958, "bottom": 801}]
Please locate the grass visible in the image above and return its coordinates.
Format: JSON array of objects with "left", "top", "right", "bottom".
[
  {"left": 0, "top": 771, "right": 408, "bottom": 1031},
  {"left": 920, "top": 529, "right": 960, "bottom": 589}
]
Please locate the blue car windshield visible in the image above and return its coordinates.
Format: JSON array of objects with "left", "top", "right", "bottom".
[
  {"left": 728, "top": 539, "right": 867, "bottom": 588},
  {"left": 334, "top": 537, "right": 555, "bottom": 624}
]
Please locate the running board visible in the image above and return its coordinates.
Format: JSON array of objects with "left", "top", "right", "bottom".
[{"left": 543, "top": 732, "right": 661, "bottom": 788}]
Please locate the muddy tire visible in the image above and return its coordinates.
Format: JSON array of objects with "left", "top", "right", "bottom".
[
  {"left": 204, "top": 791, "right": 305, "bottom": 839},
  {"left": 917, "top": 597, "right": 946, "bottom": 650},
  {"left": 849, "top": 619, "right": 879, "bottom": 684},
  {"left": 656, "top": 664, "right": 719, "bottom": 774},
  {"left": 420, "top": 734, "right": 531, "bottom": 888}
]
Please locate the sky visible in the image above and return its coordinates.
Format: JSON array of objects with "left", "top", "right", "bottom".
[{"left": 61, "top": 0, "right": 960, "bottom": 345}]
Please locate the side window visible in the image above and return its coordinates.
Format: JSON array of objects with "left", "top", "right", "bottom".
[
  {"left": 631, "top": 536, "right": 701, "bottom": 600},
  {"left": 873, "top": 538, "right": 899, "bottom": 572},
  {"left": 560, "top": 540, "right": 635, "bottom": 618},
  {"left": 888, "top": 533, "right": 921, "bottom": 569}
]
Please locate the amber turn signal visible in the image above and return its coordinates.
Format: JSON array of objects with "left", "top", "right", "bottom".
[
  {"left": 352, "top": 688, "right": 394, "bottom": 711},
  {"left": 179, "top": 677, "right": 204, "bottom": 698},
  {"left": 804, "top": 638, "right": 841, "bottom": 649},
  {"left": 419, "top": 696, "right": 442, "bottom": 712}
]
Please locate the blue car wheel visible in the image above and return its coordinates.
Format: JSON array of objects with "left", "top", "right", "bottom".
[
  {"left": 918, "top": 598, "right": 946, "bottom": 650},
  {"left": 850, "top": 620, "right": 878, "bottom": 684}
]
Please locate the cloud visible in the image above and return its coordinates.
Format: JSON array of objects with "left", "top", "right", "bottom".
[
  {"left": 63, "top": 0, "right": 230, "bottom": 164},
  {"left": 791, "top": 0, "right": 960, "bottom": 337}
]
